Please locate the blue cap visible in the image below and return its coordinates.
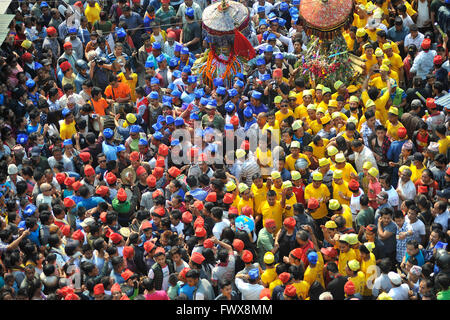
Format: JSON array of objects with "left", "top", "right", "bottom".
[
  {"left": 63, "top": 139, "right": 73, "bottom": 146},
  {"left": 267, "top": 33, "right": 277, "bottom": 41},
  {"left": 151, "top": 77, "right": 160, "bottom": 85},
  {"left": 181, "top": 103, "right": 189, "bottom": 111},
  {"left": 40, "top": 1, "right": 49, "bottom": 7},
  {"left": 289, "top": 7, "right": 299, "bottom": 15},
  {"left": 244, "top": 107, "right": 253, "bottom": 118},
  {"left": 194, "top": 88, "right": 204, "bottom": 99},
  {"left": 280, "top": 2, "right": 289, "bottom": 11},
  {"left": 174, "top": 43, "right": 183, "bottom": 52},
  {"left": 291, "top": 14, "right": 299, "bottom": 23},
  {"left": 145, "top": 60, "right": 155, "bottom": 68},
  {"left": 225, "top": 101, "right": 235, "bottom": 113},
  {"left": 216, "top": 86, "right": 226, "bottom": 95},
  {"left": 307, "top": 251, "right": 318, "bottom": 264},
  {"left": 185, "top": 7, "right": 194, "bottom": 17},
  {"left": 24, "top": 204, "right": 37, "bottom": 217},
  {"left": 169, "top": 57, "right": 178, "bottom": 67},
  {"left": 129, "top": 125, "right": 140, "bottom": 133},
  {"left": 172, "top": 70, "right": 182, "bottom": 78},
  {"left": 162, "top": 96, "right": 173, "bottom": 104},
  {"left": 248, "top": 268, "right": 259, "bottom": 280},
  {"left": 174, "top": 117, "right": 184, "bottom": 126},
  {"left": 190, "top": 113, "right": 200, "bottom": 120},
  {"left": 182, "top": 65, "right": 191, "bottom": 73},
  {"left": 260, "top": 73, "right": 271, "bottom": 81},
  {"left": 225, "top": 124, "right": 234, "bottom": 130},
  {"left": 26, "top": 79, "right": 35, "bottom": 88},
  {"left": 200, "top": 97, "right": 209, "bottom": 105},
  {"left": 16, "top": 133, "right": 28, "bottom": 145},
  {"left": 116, "top": 27, "right": 126, "bottom": 38},
  {"left": 235, "top": 80, "right": 245, "bottom": 88},
  {"left": 34, "top": 62, "right": 43, "bottom": 70},
  {"left": 149, "top": 91, "right": 159, "bottom": 99},
  {"left": 278, "top": 18, "right": 286, "bottom": 27},
  {"left": 157, "top": 115, "right": 166, "bottom": 123},
  {"left": 213, "top": 77, "right": 224, "bottom": 87},
  {"left": 139, "top": 138, "right": 148, "bottom": 146},
  {"left": 171, "top": 139, "right": 180, "bottom": 146},
  {"left": 262, "top": 31, "right": 269, "bottom": 41},
  {"left": 252, "top": 91, "right": 262, "bottom": 99},
  {"left": 256, "top": 58, "right": 266, "bottom": 66},
  {"left": 188, "top": 75, "right": 197, "bottom": 83},
  {"left": 235, "top": 72, "right": 245, "bottom": 81},
  {"left": 292, "top": 0, "right": 300, "bottom": 5},
  {"left": 62, "top": 108, "right": 71, "bottom": 117},
  {"left": 103, "top": 128, "right": 114, "bottom": 139},
  {"left": 265, "top": 45, "right": 274, "bottom": 52},
  {"left": 209, "top": 99, "right": 217, "bottom": 107},
  {"left": 171, "top": 89, "right": 181, "bottom": 98},
  {"left": 152, "top": 122, "right": 163, "bottom": 132},
  {"left": 180, "top": 47, "right": 190, "bottom": 55},
  {"left": 153, "top": 131, "right": 164, "bottom": 140},
  {"left": 156, "top": 54, "right": 165, "bottom": 63},
  {"left": 153, "top": 42, "right": 162, "bottom": 50},
  {"left": 259, "top": 19, "right": 268, "bottom": 27},
  {"left": 268, "top": 12, "right": 277, "bottom": 19},
  {"left": 275, "top": 52, "right": 284, "bottom": 60},
  {"left": 165, "top": 115, "right": 175, "bottom": 124},
  {"left": 257, "top": 6, "right": 265, "bottom": 13},
  {"left": 116, "top": 144, "right": 126, "bottom": 152},
  {"left": 68, "top": 27, "right": 77, "bottom": 34},
  {"left": 227, "top": 88, "right": 238, "bottom": 97}
]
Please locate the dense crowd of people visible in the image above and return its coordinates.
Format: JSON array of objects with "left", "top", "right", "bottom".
[{"left": 0, "top": 0, "right": 449, "bottom": 301}]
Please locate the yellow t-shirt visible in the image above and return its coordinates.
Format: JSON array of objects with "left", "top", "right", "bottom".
[
  {"left": 361, "top": 252, "right": 377, "bottom": 296},
  {"left": 338, "top": 248, "right": 357, "bottom": 275},
  {"left": 232, "top": 194, "right": 241, "bottom": 209},
  {"left": 294, "top": 104, "right": 308, "bottom": 120},
  {"left": 309, "top": 119, "right": 323, "bottom": 135},
  {"left": 410, "top": 164, "right": 426, "bottom": 183},
  {"left": 352, "top": 13, "right": 367, "bottom": 29},
  {"left": 361, "top": 53, "right": 378, "bottom": 73},
  {"left": 387, "top": 53, "right": 404, "bottom": 76},
  {"left": 386, "top": 120, "right": 405, "bottom": 141},
  {"left": 366, "top": 28, "right": 382, "bottom": 41},
  {"left": 261, "top": 200, "right": 284, "bottom": 232},
  {"left": 344, "top": 32, "right": 355, "bottom": 51},
  {"left": 256, "top": 147, "right": 273, "bottom": 168},
  {"left": 293, "top": 281, "right": 310, "bottom": 300},
  {"left": 118, "top": 72, "right": 138, "bottom": 102},
  {"left": 269, "top": 278, "right": 282, "bottom": 295},
  {"left": 271, "top": 185, "right": 283, "bottom": 201},
  {"left": 285, "top": 154, "right": 300, "bottom": 172},
  {"left": 304, "top": 183, "right": 330, "bottom": 219},
  {"left": 308, "top": 139, "right": 329, "bottom": 159},
  {"left": 284, "top": 194, "right": 297, "bottom": 218},
  {"left": 263, "top": 121, "right": 280, "bottom": 132},
  {"left": 60, "top": 120, "right": 76, "bottom": 140},
  {"left": 275, "top": 109, "right": 293, "bottom": 123},
  {"left": 251, "top": 183, "right": 269, "bottom": 215},
  {"left": 331, "top": 163, "right": 357, "bottom": 183},
  {"left": 332, "top": 181, "right": 352, "bottom": 206},
  {"left": 349, "top": 271, "right": 366, "bottom": 295},
  {"left": 261, "top": 267, "right": 278, "bottom": 287},
  {"left": 238, "top": 197, "right": 254, "bottom": 215},
  {"left": 369, "top": 76, "right": 388, "bottom": 90},
  {"left": 362, "top": 89, "right": 389, "bottom": 125},
  {"left": 438, "top": 136, "right": 450, "bottom": 155},
  {"left": 85, "top": 3, "right": 102, "bottom": 25}
]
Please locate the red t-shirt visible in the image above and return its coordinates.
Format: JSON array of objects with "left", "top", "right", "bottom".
[{"left": 293, "top": 185, "right": 305, "bottom": 205}]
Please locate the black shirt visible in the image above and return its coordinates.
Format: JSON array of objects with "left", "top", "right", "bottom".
[
  {"left": 326, "top": 275, "right": 348, "bottom": 300},
  {"left": 182, "top": 21, "right": 202, "bottom": 52}
]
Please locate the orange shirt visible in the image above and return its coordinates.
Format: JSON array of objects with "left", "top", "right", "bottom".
[
  {"left": 90, "top": 97, "right": 109, "bottom": 116},
  {"left": 104, "top": 82, "right": 131, "bottom": 101}
]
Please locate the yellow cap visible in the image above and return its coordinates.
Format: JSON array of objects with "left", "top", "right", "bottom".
[
  {"left": 316, "top": 106, "right": 326, "bottom": 114},
  {"left": 375, "top": 48, "right": 384, "bottom": 57},
  {"left": 363, "top": 161, "right": 373, "bottom": 170},
  {"left": 377, "top": 292, "right": 393, "bottom": 300},
  {"left": 271, "top": 171, "right": 281, "bottom": 180},
  {"left": 291, "top": 141, "right": 301, "bottom": 149},
  {"left": 264, "top": 252, "right": 275, "bottom": 264},
  {"left": 348, "top": 116, "right": 358, "bottom": 125},
  {"left": 274, "top": 95, "right": 283, "bottom": 104},
  {"left": 335, "top": 152, "right": 346, "bottom": 163},
  {"left": 328, "top": 100, "right": 338, "bottom": 108},
  {"left": 291, "top": 171, "right": 301, "bottom": 180},
  {"left": 365, "top": 2, "right": 376, "bottom": 12},
  {"left": 236, "top": 149, "right": 246, "bottom": 159},
  {"left": 347, "top": 85, "right": 358, "bottom": 93},
  {"left": 364, "top": 242, "right": 375, "bottom": 252},
  {"left": 388, "top": 106, "right": 399, "bottom": 116},
  {"left": 356, "top": 28, "right": 367, "bottom": 37},
  {"left": 319, "top": 158, "right": 330, "bottom": 167},
  {"left": 399, "top": 165, "right": 409, "bottom": 173},
  {"left": 334, "top": 80, "right": 344, "bottom": 91},
  {"left": 327, "top": 146, "right": 338, "bottom": 156},
  {"left": 282, "top": 181, "right": 293, "bottom": 189},
  {"left": 380, "top": 64, "right": 390, "bottom": 72},
  {"left": 339, "top": 234, "right": 349, "bottom": 243},
  {"left": 348, "top": 259, "right": 360, "bottom": 271},
  {"left": 365, "top": 99, "right": 375, "bottom": 108},
  {"left": 321, "top": 114, "right": 331, "bottom": 125},
  {"left": 347, "top": 233, "right": 359, "bottom": 245},
  {"left": 316, "top": 84, "right": 324, "bottom": 91},
  {"left": 126, "top": 113, "right": 137, "bottom": 123},
  {"left": 312, "top": 172, "right": 323, "bottom": 181},
  {"left": 303, "top": 90, "right": 312, "bottom": 96},
  {"left": 332, "top": 112, "right": 342, "bottom": 120},
  {"left": 288, "top": 91, "right": 297, "bottom": 99},
  {"left": 382, "top": 58, "right": 391, "bottom": 66},
  {"left": 349, "top": 95, "right": 359, "bottom": 103},
  {"left": 21, "top": 40, "right": 32, "bottom": 49},
  {"left": 325, "top": 220, "right": 338, "bottom": 229},
  {"left": 292, "top": 120, "right": 303, "bottom": 131},
  {"left": 382, "top": 42, "right": 392, "bottom": 50},
  {"left": 328, "top": 199, "right": 340, "bottom": 210},
  {"left": 307, "top": 104, "right": 317, "bottom": 111},
  {"left": 368, "top": 167, "right": 379, "bottom": 177},
  {"left": 226, "top": 181, "right": 236, "bottom": 192},
  {"left": 322, "top": 87, "right": 332, "bottom": 94},
  {"left": 333, "top": 169, "right": 343, "bottom": 179},
  {"left": 238, "top": 183, "right": 249, "bottom": 193}
]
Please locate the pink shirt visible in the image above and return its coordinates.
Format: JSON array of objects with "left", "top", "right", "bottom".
[
  {"left": 368, "top": 180, "right": 381, "bottom": 209},
  {"left": 145, "top": 290, "right": 169, "bottom": 300}
]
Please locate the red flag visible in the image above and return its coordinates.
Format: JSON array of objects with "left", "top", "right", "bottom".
[{"left": 234, "top": 29, "right": 256, "bottom": 59}]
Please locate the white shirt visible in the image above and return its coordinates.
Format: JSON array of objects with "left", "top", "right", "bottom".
[
  {"left": 397, "top": 179, "right": 416, "bottom": 201},
  {"left": 404, "top": 32, "right": 425, "bottom": 52},
  {"left": 405, "top": 216, "right": 426, "bottom": 243},
  {"left": 383, "top": 186, "right": 400, "bottom": 208},
  {"left": 354, "top": 146, "right": 379, "bottom": 173},
  {"left": 212, "top": 219, "right": 231, "bottom": 239},
  {"left": 251, "top": 1, "right": 273, "bottom": 16},
  {"left": 235, "top": 277, "right": 264, "bottom": 300},
  {"left": 416, "top": 0, "right": 430, "bottom": 28},
  {"left": 350, "top": 189, "right": 365, "bottom": 215},
  {"left": 388, "top": 284, "right": 410, "bottom": 300},
  {"left": 401, "top": 14, "right": 415, "bottom": 29},
  {"left": 171, "top": 221, "right": 184, "bottom": 236},
  {"left": 434, "top": 210, "right": 449, "bottom": 232}
]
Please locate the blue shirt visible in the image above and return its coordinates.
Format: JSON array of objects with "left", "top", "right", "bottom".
[
  {"left": 405, "top": 250, "right": 425, "bottom": 267},
  {"left": 27, "top": 224, "right": 41, "bottom": 247},
  {"left": 76, "top": 196, "right": 106, "bottom": 211},
  {"left": 178, "top": 283, "right": 195, "bottom": 300},
  {"left": 189, "top": 188, "right": 208, "bottom": 201},
  {"left": 102, "top": 141, "right": 118, "bottom": 161}
]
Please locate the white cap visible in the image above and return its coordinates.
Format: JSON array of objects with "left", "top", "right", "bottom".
[
  {"left": 388, "top": 272, "right": 402, "bottom": 285},
  {"left": 7, "top": 164, "right": 18, "bottom": 175}
]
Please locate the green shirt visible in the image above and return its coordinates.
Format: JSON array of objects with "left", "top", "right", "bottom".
[
  {"left": 356, "top": 207, "right": 375, "bottom": 230},
  {"left": 112, "top": 198, "right": 131, "bottom": 214},
  {"left": 201, "top": 114, "right": 225, "bottom": 131},
  {"left": 257, "top": 228, "right": 274, "bottom": 266},
  {"left": 437, "top": 289, "right": 450, "bottom": 300},
  {"left": 155, "top": 7, "right": 176, "bottom": 31}
]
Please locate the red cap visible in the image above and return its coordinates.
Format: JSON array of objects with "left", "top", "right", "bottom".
[
  {"left": 241, "top": 250, "right": 253, "bottom": 263},
  {"left": 195, "top": 227, "right": 207, "bottom": 238},
  {"left": 203, "top": 238, "right": 214, "bottom": 249},
  {"left": 63, "top": 42, "right": 72, "bottom": 49},
  {"left": 153, "top": 207, "right": 165, "bottom": 217},
  {"left": 123, "top": 246, "right": 134, "bottom": 259},
  {"left": 193, "top": 201, "right": 204, "bottom": 211},
  {"left": 62, "top": 224, "right": 71, "bottom": 237},
  {"left": 74, "top": 1, "right": 83, "bottom": 7},
  {"left": 158, "top": 144, "right": 169, "bottom": 156},
  {"left": 130, "top": 151, "right": 140, "bottom": 162},
  {"left": 179, "top": 267, "right": 190, "bottom": 280},
  {"left": 64, "top": 176, "right": 75, "bottom": 186},
  {"left": 146, "top": 175, "right": 156, "bottom": 188},
  {"left": 284, "top": 284, "right": 297, "bottom": 298},
  {"left": 58, "top": 286, "right": 74, "bottom": 298},
  {"left": 79, "top": 152, "right": 91, "bottom": 163},
  {"left": 193, "top": 216, "right": 204, "bottom": 228},
  {"left": 348, "top": 179, "right": 360, "bottom": 191},
  {"left": 136, "top": 166, "right": 147, "bottom": 177},
  {"left": 223, "top": 193, "right": 234, "bottom": 204},
  {"left": 161, "top": 0, "right": 170, "bottom": 3},
  {"left": 182, "top": 211, "right": 193, "bottom": 224},
  {"left": 141, "top": 220, "right": 153, "bottom": 231},
  {"left": 241, "top": 140, "right": 250, "bottom": 151},
  {"left": 260, "top": 288, "right": 271, "bottom": 299},
  {"left": 105, "top": 172, "right": 117, "bottom": 185},
  {"left": 434, "top": 55, "right": 443, "bottom": 65},
  {"left": 167, "top": 31, "right": 176, "bottom": 38},
  {"left": 60, "top": 61, "right": 71, "bottom": 72},
  {"left": 144, "top": 240, "right": 155, "bottom": 253},
  {"left": 155, "top": 246, "right": 165, "bottom": 256},
  {"left": 344, "top": 280, "right": 356, "bottom": 295},
  {"left": 46, "top": 26, "right": 57, "bottom": 36},
  {"left": 72, "top": 229, "right": 84, "bottom": 242},
  {"left": 117, "top": 188, "right": 127, "bottom": 202},
  {"left": 56, "top": 173, "right": 67, "bottom": 185},
  {"left": 121, "top": 269, "right": 134, "bottom": 281},
  {"left": 232, "top": 239, "right": 245, "bottom": 252},
  {"left": 264, "top": 219, "right": 276, "bottom": 229},
  {"left": 426, "top": 98, "right": 436, "bottom": 109},
  {"left": 283, "top": 217, "right": 296, "bottom": 229},
  {"left": 273, "top": 68, "right": 283, "bottom": 78},
  {"left": 152, "top": 167, "right": 164, "bottom": 179},
  {"left": 72, "top": 181, "right": 83, "bottom": 191},
  {"left": 279, "top": 272, "right": 291, "bottom": 284},
  {"left": 110, "top": 233, "right": 123, "bottom": 244},
  {"left": 230, "top": 116, "right": 239, "bottom": 126},
  {"left": 111, "top": 283, "right": 121, "bottom": 293},
  {"left": 100, "top": 212, "right": 107, "bottom": 223},
  {"left": 228, "top": 206, "right": 239, "bottom": 216},
  {"left": 120, "top": 294, "right": 130, "bottom": 300},
  {"left": 397, "top": 127, "right": 407, "bottom": 139},
  {"left": 421, "top": 38, "right": 431, "bottom": 50},
  {"left": 155, "top": 157, "right": 165, "bottom": 168},
  {"left": 152, "top": 189, "right": 163, "bottom": 199},
  {"left": 96, "top": 186, "right": 109, "bottom": 197},
  {"left": 307, "top": 198, "right": 319, "bottom": 210},
  {"left": 65, "top": 293, "right": 80, "bottom": 300},
  {"left": 321, "top": 247, "right": 338, "bottom": 258},
  {"left": 168, "top": 166, "right": 181, "bottom": 178},
  {"left": 191, "top": 252, "right": 205, "bottom": 264},
  {"left": 205, "top": 192, "right": 217, "bottom": 202},
  {"left": 290, "top": 248, "right": 302, "bottom": 260},
  {"left": 21, "top": 52, "right": 32, "bottom": 61},
  {"left": 64, "top": 197, "right": 75, "bottom": 208},
  {"left": 93, "top": 283, "right": 105, "bottom": 295},
  {"left": 241, "top": 205, "right": 253, "bottom": 216},
  {"left": 84, "top": 165, "right": 95, "bottom": 177}
]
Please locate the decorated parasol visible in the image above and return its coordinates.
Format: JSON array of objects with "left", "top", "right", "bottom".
[
  {"left": 192, "top": 0, "right": 256, "bottom": 88},
  {"left": 299, "top": 0, "right": 354, "bottom": 40}
]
